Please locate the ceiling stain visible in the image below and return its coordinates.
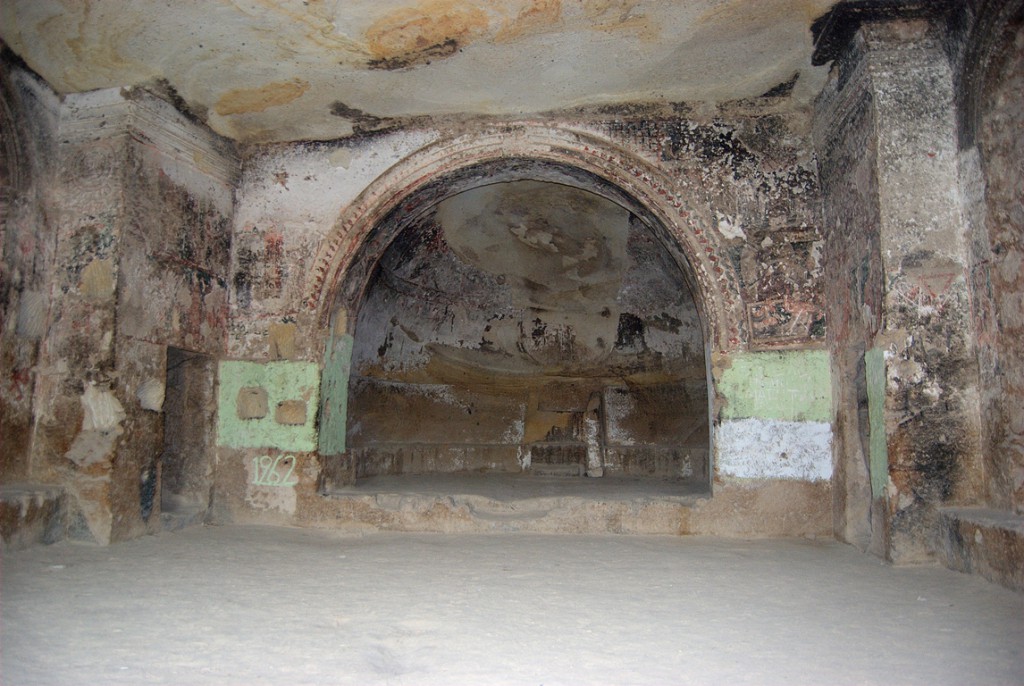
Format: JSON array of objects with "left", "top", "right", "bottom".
[
  {"left": 494, "top": 0, "right": 563, "bottom": 43},
  {"left": 364, "top": 0, "right": 489, "bottom": 70},
  {"left": 697, "top": 0, "right": 834, "bottom": 32},
  {"left": 1, "top": 0, "right": 844, "bottom": 142},
  {"left": 584, "top": 0, "right": 658, "bottom": 40},
  {"left": 241, "top": 0, "right": 365, "bottom": 57},
  {"left": 214, "top": 79, "right": 310, "bottom": 116}
]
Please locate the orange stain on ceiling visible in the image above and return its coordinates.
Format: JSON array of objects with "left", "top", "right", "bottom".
[
  {"left": 363, "top": 0, "right": 490, "bottom": 69},
  {"left": 214, "top": 79, "right": 310, "bottom": 116},
  {"left": 495, "top": 0, "right": 562, "bottom": 43}
]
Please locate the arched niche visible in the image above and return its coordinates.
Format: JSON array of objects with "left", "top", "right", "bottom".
[
  {"left": 306, "top": 125, "right": 744, "bottom": 350},
  {"left": 308, "top": 126, "right": 745, "bottom": 495}
]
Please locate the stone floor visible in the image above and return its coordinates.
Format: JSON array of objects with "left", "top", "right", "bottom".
[{"left": 2, "top": 525, "right": 1022, "bottom": 685}]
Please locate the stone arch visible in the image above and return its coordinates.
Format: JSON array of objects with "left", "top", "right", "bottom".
[
  {"left": 954, "top": 0, "right": 1024, "bottom": 151},
  {"left": 306, "top": 123, "right": 746, "bottom": 354}
]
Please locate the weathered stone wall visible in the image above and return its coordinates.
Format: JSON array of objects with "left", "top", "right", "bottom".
[
  {"left": 948, "top": 1, "right": 1024, "bottom": 517},
  {"left": 813, "top": 28, "right": 882, "bottom": 552},
  {"left": 217, "top": 102, "right": 833, "bottom": 533},
  {"left": 3, "top": 76, "right": 237, "bottom": 544},
  {"left": 0, "top": 62, "right": 60, "bottom": 485},
  {"left": 815, "top": 8, "right": 1001, "bottom": 565},
  {"left": 975, "top": 13, "right": 1024, "bottom": 516},
  {"left": 932, "top": 0, "right": 1024, "bottom": 591},
  {"left": 110, "top": 92, "right": 236, "bottom": 541}
]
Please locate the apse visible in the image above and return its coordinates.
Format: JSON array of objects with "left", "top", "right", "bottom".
[{"left": 323, "top": 177, "right": 710, "bottom": 492}]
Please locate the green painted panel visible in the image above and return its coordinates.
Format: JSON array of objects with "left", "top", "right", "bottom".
[
  {"left": 318, "top": 334, "right": 354, "bottom": 456},
  {"left": 217, "top": 360, "right": 320, "bottom": 450},
  {"left": 865, "top": 346, "right": 889, "bottom": 498},
  {"left": 719, "top": 350, "right": 831, "bottom": 422}
]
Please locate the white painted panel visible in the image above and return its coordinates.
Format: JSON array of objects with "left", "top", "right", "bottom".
[{"left": 716, "top": 418, "right": 832, "bottom": 481}]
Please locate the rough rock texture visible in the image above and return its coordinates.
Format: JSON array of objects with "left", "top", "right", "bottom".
[
  {"left": 0, "top": 483, "right": 65, "bottom": 550},
  {"left": 0, "top": 65, "right": 237, "bottom": 544},
  {"left": 0, "top": 0, "right": 838, "bottom": 142},
  {"left": 815, "top": 15, "right": 986, "bottom": 564},
  {"left": 939, "top": 507, "right": 1024, "bottom": 591}
]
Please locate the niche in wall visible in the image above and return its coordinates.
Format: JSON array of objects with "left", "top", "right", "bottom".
[
  {"left": 330, "top": 177, "right": 710, "bottom": 491},
  {"left": 159, "top": 347, "right": 216, "bottom": 527}
]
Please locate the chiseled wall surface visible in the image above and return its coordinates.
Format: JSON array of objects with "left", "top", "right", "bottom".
[
  {"left": 0, "top": 68, "right": 237, "bottom": 544},
  {"left": 0, "top": 66, "right": 60, "bottom": 486},
  {"left": 212, "top": 100, "right": 834, "bottom": 536}
]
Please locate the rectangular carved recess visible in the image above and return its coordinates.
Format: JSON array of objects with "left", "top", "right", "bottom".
[{"left": 529, "top": 442, "right": 585, "bottom": 476}]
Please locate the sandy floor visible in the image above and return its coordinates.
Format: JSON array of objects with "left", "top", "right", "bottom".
[{"left": 2, "top": 525, "right": 1022, "bottom": 685}]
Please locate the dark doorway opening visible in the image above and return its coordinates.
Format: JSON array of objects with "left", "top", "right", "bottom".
[{"left": 160, "top": 347, "right": 216, "bottom": 529}]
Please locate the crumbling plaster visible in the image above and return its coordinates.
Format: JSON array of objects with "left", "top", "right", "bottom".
[
  {"left": 217, "top": 101, "right": 832, "bottom": 533},
  {"left": 0, "top": 73, "right": 237, "bottom": 544},
  {"left": 0, "top": 1, "right": 1021, "bottom": 592}
]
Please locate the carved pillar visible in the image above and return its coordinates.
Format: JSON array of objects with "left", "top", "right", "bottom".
[{"left": 814, "top": 2, "right": 984, "bottom": 563}]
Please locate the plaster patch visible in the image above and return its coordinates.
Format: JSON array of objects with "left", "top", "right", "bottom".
[
  {"left": 318, "top": 334, "right": 354, "bottom": 456},
  {"left": 275, "top": 400, "right": 308, "bottom": 426},
  {"left": 236, "top": 387, "right": 269, "bottom": 419},
  {"left": 217, "top": 361, "right": 320, "bottom": 450},
  {"left": 81, "top": 384, "right": 126, "bottom": 432},
  {"left": 865, "top": 347, "right": 888, "bottom": 498},
  {"left": 244, "top": 457, "right": 298, "bottom": 514},
  {"left": 268, "top": 322, "right": 298, "bottom": 359},
  {"left": 15, "top": 290, "right": 48, "bottom": 339},
  {"left": 718, "top": 349, "right": 831, "bottom": 422},
  {"left": 136, "top": 379, "right": 165, "bottom": 412},
  {"left": 65, "top": 429, "right": 121, "bottom": 468},
  {"left": 716, "top": 417, "right": 832, "bottom": 481},
  {"left": 716, "top": 212, "right": 746, "bottom": 240},
  {"left": 79, "top": 258, "right": 115, "bottom": 300},
  {"left": 65, "top": 385, "right": 126, "bottom": 467},
  {"left": 502, "top": 418, "right": 526, "bottom": 443}
]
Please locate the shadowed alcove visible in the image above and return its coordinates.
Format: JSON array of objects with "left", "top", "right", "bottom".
[{"left": 319, "top": 160, "right": 712, "bottom": 497}]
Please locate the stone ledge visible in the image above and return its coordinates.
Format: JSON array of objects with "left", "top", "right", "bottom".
[
  {"left": 938, "top": 507, "right": 1024, "bottom": 592},
  {"left": 0, "top": 484, "right": 66, "bottom": 551},
  {"left": 305, "top": 474, "right": 832, "bottom": 537}
]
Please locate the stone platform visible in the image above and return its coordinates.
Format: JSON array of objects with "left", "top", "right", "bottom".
[
  {"left": 315, "top": 473, "right": 832, "bottom": 537},
  {"left": 939, "top": 507, "right": 1024, "bottom": 592},
  {"left": 0, "top": 484, "right": 66, "bottom": 550}
]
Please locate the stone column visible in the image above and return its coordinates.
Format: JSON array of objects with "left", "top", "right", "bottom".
[
  {"left": 29, "top": 90, "right": 130, "bottom": 544},
  {"left": 814, "top": 4, "right": 984, "bottom": 563}
]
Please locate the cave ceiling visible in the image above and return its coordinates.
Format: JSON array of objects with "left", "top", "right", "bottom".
[{"left": 0, "top": 0, "right": 839, "bottom": 143}]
